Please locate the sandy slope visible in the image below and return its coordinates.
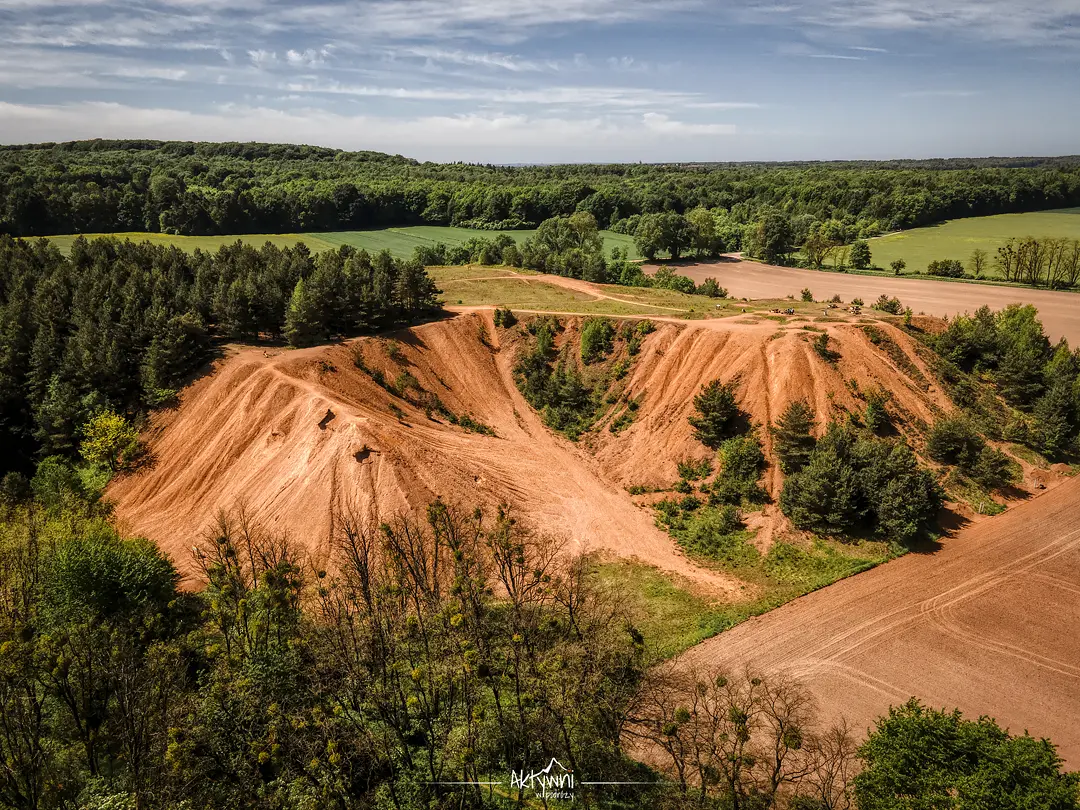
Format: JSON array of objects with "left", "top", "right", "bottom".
[
  {"left": 110, "top": 312, "right": 750, "bottom": 592},
  {"left": 679, "top": 474, "right": 1080, "bottom": 765},
  {"left": 110, "top": 305, "right": 962, "bottom": 592},
  {"left": 665, "top": 256, "right": 1080, "bottom": 344}
]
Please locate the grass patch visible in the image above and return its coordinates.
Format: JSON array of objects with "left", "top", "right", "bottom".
[
  {"left": 30, "top": 231, "right": 337, "bottom": 254},
  {"left": 1007, "top": 442, "right": 1052, "bottom": 469},
  {"left": 867, "top": 208, "right": 1080, "bottom": 278},
  {"left": 32, "top": 226, "right": 640, "bottom": 260},
  {"left": 942, "top": 469, "right": 1007, "bottom": 516}
]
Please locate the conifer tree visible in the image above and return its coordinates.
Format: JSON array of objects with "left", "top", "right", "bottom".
[{"left": 284, "top": 278, "right": 325, "bottom": 348}]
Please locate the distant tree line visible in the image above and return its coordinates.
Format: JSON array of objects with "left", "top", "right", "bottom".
[
  {"left": 414, "top": 213, "right": 728, "bottom": 296},
  {"left": 0, "top": 235, "right": 440, "bottom": 473},
  {"left": 3, "top": 140, "right": 1080, "bottom": 238}
]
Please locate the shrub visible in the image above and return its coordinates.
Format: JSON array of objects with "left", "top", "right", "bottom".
[
  {"left": 688, "top": 378, "right": 745, "bottom": 449},
  {"left": 800, "top": 288, "right": 814, "bottom": 302},
  {"left": 695, "top": 278, "right": 727, "bottom": 298},
  {"left": 80, "top": 410, "right": 140, "bottom": 471},
  {"left": 813, "top": 333, "right": 840, "bottom": 364},
  {"left": 394, "top": 371, "right": 421, "bottom": 393},
  {"left": 676, "top": 457, "right": 713, "bottom": 481},
  {"left": 927, "top": 258, "right": 964, "bottom": 278},
  {"left": 711, "top": 434, "right": 768, "bottom": 506},
  {"left": 863, "top": 388, "right": 892, "bottom": 433},
  {"left": 889, "top": 259, "right": 906, "bottom": 275},
  {"left": 772, "top": 400, "right": 816, "bottom": 473},
  {"left": 852, "top": 297, "right": 864, "bottom": 307},
  {"left": 971, "top": 446, "right": 1014, "bottom": 490},
  {"left": 873, "top": 294, "right": 903, "bottom": 315},
  {"left": 927, "top": 416, "right": 985, "bottom": 468},
  {"left": 385, "top": 339, "right": 406, "bottom": 364},
  {"left": 493, "top": 307, "right": 517, "bottom": 327},
  {"left": 581, "top": 318, "right": 615, "bottom": 364}
]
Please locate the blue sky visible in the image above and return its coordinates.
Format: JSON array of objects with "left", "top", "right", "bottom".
[{"left": 1, "top": 0, "right": 1078, "bottom": 162}]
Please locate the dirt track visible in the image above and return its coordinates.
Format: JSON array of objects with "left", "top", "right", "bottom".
[
  {"left": 679, "top": 474, "right": 1080, "bottom": 765},
  {"left": 668, "top": 257, "right": 1080, "bottom": 345}
]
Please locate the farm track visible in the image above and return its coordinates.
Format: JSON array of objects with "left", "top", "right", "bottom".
[{"left": 679, "top": 474, "right": 1080, "bottom": 765}]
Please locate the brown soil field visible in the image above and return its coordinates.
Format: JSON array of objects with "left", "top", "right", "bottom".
[
  {"left": 662, "top": 256, "right": 1080, "bottom": 345},
  {"left": 679, "top": 474, "right": 1080, "bottom": 766}
]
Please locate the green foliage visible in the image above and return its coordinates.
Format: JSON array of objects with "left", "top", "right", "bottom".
[
  {"left": 581, "top": 318, "right": 615, "bottom": 364},
  {"left": 927, "top": 416, "right": 985, "bottom": 467},
  {"left": 849, "top": 239, "right": 871, "bottom": 269},
  {"left": 772, "top": 400, "right": 817, "bottom": 474},
  {"left": 873, "top": 294, "right": 904, "bottom": 315},
  {"left": 0, "top": 234, "right": 442, "bottom": 478},
  {"left": 800, "top": 287, "right": 814, "bottom": 302},
  {"left": 80, "top": 410, "right": 140, "bottom": 471},
  {"left": 864, "top": 387, "right": 892, "bottom": 433},
  {"left": 676, "top": 457, "right": 713, "bottom": 482},
  {"left": 688, "top": 378, "right": 746, "bottom": 449},
  {"left": 927, "top": 258, "right": 965, "bottom": 277},
  {"left": 492, "top": 306, "right": 516, "bottom": 327},
  {"left": 813, "top": 332, "right": 840, "bottom": 364},
  {"left": 855, "top": 699, "right": 1080, "bottom": 810},
  {"left": 890, "top": 259, "right": 906, "bottom": 275},
  {"left": 694, "top": 277, "right": 727, "bottom": 298},
  {"left": 711, "top": 434, "right": 768, "bottom": 507},
  {"left": 780, "top": 423, "right": 942, "bottom": 545},
  {"left": 42, "top": 530, "right": 178, "bottom": 625}
]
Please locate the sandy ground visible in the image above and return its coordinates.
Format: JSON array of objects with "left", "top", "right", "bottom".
[
  {"left": 109, "top": 312, "right": 747, "bottom": 594},
  {"left": 679, "top": 474, "right": 1080, "bottom": 766},
  {"left": 664, "top": 256, "right": 1080, "bottom": 345}
]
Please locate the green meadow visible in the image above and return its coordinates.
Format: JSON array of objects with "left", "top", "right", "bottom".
[
  {"left": 30, "top": 226, "right": 641, "bottom": 261},
  {"left": 868, "top": 207, "right": 1080, "bottom": 276}
]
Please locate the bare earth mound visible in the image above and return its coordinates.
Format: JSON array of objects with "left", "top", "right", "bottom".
[
  {"left": 110, "top": 309, "right": 964, "bottom": 585},
  {"left": 679, "top": 475, "right": 1080, "bottom": 766},
  {"left": 110, "top": 313, "right": 743, "bottom": 592}
]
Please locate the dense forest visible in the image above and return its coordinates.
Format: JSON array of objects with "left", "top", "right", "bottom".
[
  {"left": 2, "top": 140, "right": 1079, "bottom": 237},
  {"left": 0, "top": 235, "right": 441, "bottom": 474}
]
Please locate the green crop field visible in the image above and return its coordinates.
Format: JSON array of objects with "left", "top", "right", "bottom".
[
  {"left": 30, "top": 226, "right": 640, "bottom": 261},
  {"left": 868, "top": 208, "right": 1080, "bottom": 277},
  {"left": 28, "top": 231, "right": 339, "bottom": 254}
]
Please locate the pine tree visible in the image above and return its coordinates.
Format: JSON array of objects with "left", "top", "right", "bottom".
[
  {"left": 772, "top": 400, "right": 816, "bottom": 473},
  {"left": 283, "top": 278, "right": 325, "bottom": 348},
  {"left": 688, "top": 379, "right": 744, "bottom": 448}
]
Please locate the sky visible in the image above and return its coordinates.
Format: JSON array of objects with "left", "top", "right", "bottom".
[{"left": 1, "top": 0, "right": 1078, "bottom": 163}]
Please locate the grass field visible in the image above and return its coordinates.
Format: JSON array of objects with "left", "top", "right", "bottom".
[
  {"left": 867, "top": 207, "right": 1080, "bottom": 277},
  {"left": 29, "top": 231, "right": 339, "bottom": 254},
  {"left": 31, "top": 226, "right": 641, "bottom": 260}
]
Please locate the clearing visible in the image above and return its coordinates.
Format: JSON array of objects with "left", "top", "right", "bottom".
[{"left": 868, "top": 207, "right": 1080, "bottom": 276}]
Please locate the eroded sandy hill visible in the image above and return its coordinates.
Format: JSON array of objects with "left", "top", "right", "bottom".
[{"left": 110, "top": 311, "right": 956, "bottom": 588}]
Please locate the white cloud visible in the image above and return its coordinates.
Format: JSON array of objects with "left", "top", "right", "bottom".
[
  {"left": 0, "top": 101, "right": 744, "bottom": 161},
  {"left": 643, "top": 113, "right": 736, "bottom": 136},
  {"left": 248, "top": 49, "right": 277, "bottom": 68}
]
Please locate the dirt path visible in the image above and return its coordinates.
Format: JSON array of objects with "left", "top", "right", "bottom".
[
  {"left": 662, "top": 256, "right": 1080, "bottom": 344},
  {"left": 678, "top": 475, "right": 1080, "bottom": 765}
]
